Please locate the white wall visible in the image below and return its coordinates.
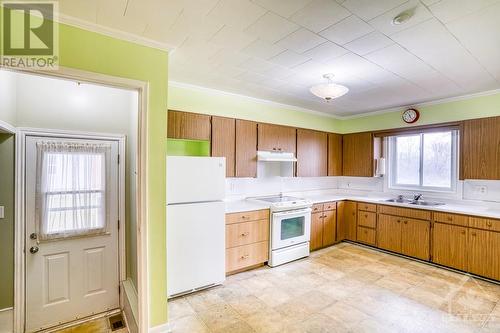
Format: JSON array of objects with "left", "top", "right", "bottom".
[{"left": 0, "top": 70, "right": 17, "bottom": 126}]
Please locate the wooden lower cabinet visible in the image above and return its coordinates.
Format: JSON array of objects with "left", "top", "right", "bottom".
[
  {"left": 401, "top": 218, "right": 430, "bottom": 260},
  {"left": 310, "top": 206, "right": 337, "bottom": 251},
  {"left": 357, "top": 226, "right": 376, "bottom": 245},
  {"left": 226, "top": 242, "right": 269, "bottom": 273},
  {"left": 377, "top": 214, "right": 402, "bottom": 253},
  {"left": 323, "top": 210, "right": 337, "bottom": 247},
  {"left": 468, "top": 228, "right": 500, "bottom": 281},
  {"left": 344, "top": 202, "right": 357, "bottom": 241},
  {"left": 310, "top": 212, "right": 324, "bottom": 251},
  {"left": 226, "top": 219, "right": 269, "bottom": 248},
  {"left": 432, "top": 222, "right": 468, "bottom": 271}
]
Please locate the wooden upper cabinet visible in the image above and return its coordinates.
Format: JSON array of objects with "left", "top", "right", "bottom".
[
  {"left": 432, "top": 222, "right": 468, "bottom": 271},
  {"left": 211, "top": 116, "right": 236, "bottom": 177},
  {"left": 328, "top": 133, "right": 342, "bottom": 176},
  {"left": 235, "top": 120, "right": 258, "bottom": 178},
  {"left": 342, "top": 132, "right": 373, "bottom": 177},
  {"left": 461, "top": 116, "right": 500, "bottom": 180},
  {"left": 167, "top": 110, "right": 211, "bottom": 140},
  {"left": 257, "top": 123, "right": 296, "bottom": 153},
  {"left": 297, "top": 129, "right": 328, "bottom": 177}
]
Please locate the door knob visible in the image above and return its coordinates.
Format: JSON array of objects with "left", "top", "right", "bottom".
[
  {"left": 30, "top": 233, "right": 37, "bottom": 240},
  {"left": 29, "top": 246, "right": 39, "bottom": 254}
]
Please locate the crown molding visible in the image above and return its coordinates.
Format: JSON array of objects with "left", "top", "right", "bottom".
[{"left": 56, "top": 14, "right": 176, "bottom": 52}]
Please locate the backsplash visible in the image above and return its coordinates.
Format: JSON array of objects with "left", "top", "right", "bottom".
[{"left": 463, "top": 180, "right": 500, "bottom": 202}]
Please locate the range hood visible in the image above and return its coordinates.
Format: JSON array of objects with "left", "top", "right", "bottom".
[{"left": 257, "top": 151, "right": 297, "bottom": 162}]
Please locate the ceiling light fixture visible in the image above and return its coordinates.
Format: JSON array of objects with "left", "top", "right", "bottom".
[
  {"left": 392, "top": 10, "right": 413, "bottom": 25},
  {"left": 310, "top": 74, "right": 349, "bottom": 102}
]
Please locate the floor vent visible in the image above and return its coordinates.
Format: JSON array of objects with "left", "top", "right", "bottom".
[{"left": 109, "top": 314, "right": 126, "bottom": 331}]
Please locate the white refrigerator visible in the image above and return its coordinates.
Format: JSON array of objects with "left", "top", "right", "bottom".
[{"left": 166, "top": 156, "right": 226, "bottom": 298}]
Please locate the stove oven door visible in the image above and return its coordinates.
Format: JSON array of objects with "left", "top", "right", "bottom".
[{"left": 271, "top": 208, "right": 311, "bottom": 250}]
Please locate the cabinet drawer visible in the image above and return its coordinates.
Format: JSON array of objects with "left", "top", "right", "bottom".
[
  {"left": 312, "top": 203, "right": 324, "bottom": 213},
  {"left": 226, "top": 241, "right": 269, "bottom": 273},
  {"left": 433, "top": 212, "right": 468, "bottom": 227},
  {"left": 357, "top": 226, "right": 376, "bottom": 245},
  {"left": 358, "top": 202, "right": 377, "bottom": 212},
  {"left": 378, "top": 205, "right": 431, "bottom": 221},
  {"left": 469, "top": 217, "right": 500, "bottom": 232},
  {"left": 226, "top": 209, "right": 269, "bottom": 225},
  {"left": 358, "top": 211, "right": 376, "bottom": 228},
  {"left": 226, "top": 219, "right": 269, "bottom": 248},
  {"left": 324, "top": 201, "right": 337, "bottom": 211}
]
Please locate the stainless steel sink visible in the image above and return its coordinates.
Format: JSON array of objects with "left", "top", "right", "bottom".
[
  {"left": 409, "top": 201, "right": 445, "bottom": 206},
  {"left": 383, "top": 198, "right": 413, "bottom": 203}
]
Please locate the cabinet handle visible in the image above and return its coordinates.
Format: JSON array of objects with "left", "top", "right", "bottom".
[
  {"left": 404, "top": 221, "right": 408, "bottom": 225},
  {"left": 278, "top": 148, "right": 282, "bottom": 151},
  {"left": 397, "top": 219, "right": 401, "bottom": 223},
  {"left": 241, "top": 215, "right": 249, "bottom": 219},
  {"left": 461, "top": 230, "right": 466, "bottom": 235},
  {"left": 447, "top": 216, "right": 452, "bottom": 221},
  {"left": 352, "top": 212, "right": 356, "bottom": 216},
  {"left": 471, "top": 232, "right": 476, "bottom": 237},
  {"left": 240, "top": 232, "right": 250, "bottom": 237},
  {"left": 240, "top": 254, "right": 249, "bottom": 260},
  {"left": 487, "top": 221, "right": 492, "bottom": 227},
  {"left": 272, "top": 148, "right": 277, "bottom": 151},
  {"left": 364, "top": 214, "right": 368, "bottom": 218}
]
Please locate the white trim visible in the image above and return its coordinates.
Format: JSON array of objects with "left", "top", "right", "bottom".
[
  {"left": 169, "top": 81, "right": 341, "bottom": 120},
  {"left": 149, "top": 322, "right": 172, "bottom": 333},
  {"left": 0, "top": 119, "right": 16, "bottom": 134},
  {"left": 0, "top": 307, "right": 13, "bottom": 333},
  {"left": 57, "top": 14, "right": 175, "bottom": 52}
]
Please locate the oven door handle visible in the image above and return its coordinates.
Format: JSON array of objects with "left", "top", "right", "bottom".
[{"left": 273, "top": 208, "right": 311, "bottom": 217}]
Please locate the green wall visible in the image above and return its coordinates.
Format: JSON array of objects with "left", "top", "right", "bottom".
[
  {"left": 0, "top": 133, "right": 14, "bottom": 310},
  {"left": 167, "top": 139, "right": 210, "bottom": 156}
]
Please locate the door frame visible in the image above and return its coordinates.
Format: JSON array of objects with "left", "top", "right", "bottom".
[{"left": 5, "top": 66, "right": 150, "bottom": 333}]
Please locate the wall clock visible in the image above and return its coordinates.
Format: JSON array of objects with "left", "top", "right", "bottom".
[{"left": 402, "top": 108, "right": 420, "bottom": 124}]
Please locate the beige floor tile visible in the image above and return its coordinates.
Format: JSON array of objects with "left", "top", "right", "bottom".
[
  {"left": 244, "top": 308, "right": 287, "bottom": 333},
  {"left": 287, "top": 313, "right": 349, "bottom": 333},
  {"left": 212, "top": 320, "right": 256, "bottom": 333},
  {"left": 227, "top": 295, "right": 269, "bottom": 318},
  {"left": 170, "top": 314, "right": 209, "bottom": 333},
  {"left": 320, "top": 301, "right": 372, "bottom": 327},
  {"left": 168, "top": 297, "right": 196, "bottom": 320},
  {"left": 196, "top": 303, "right": 242, "bottom": 331},
  {"left": 186, "top": 289, "right": 226, "bottom": 312}
]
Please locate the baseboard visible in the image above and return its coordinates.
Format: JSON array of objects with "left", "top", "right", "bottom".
[
  {"left": 0, "top": 308, "right": 13, "bottom": 333},
  {"left": 122, "top": 279, "right": 139, "bottom": 333},
  {"left": 149, "top": 322, "right": 171, "bottom": 333}
]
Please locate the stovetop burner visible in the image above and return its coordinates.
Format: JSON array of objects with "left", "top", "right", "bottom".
[{"left": 256, "top": 196, "right": 302, "bottom": 203}]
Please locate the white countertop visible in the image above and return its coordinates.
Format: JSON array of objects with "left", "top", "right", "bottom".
[{"left": 225, "top": 191, "right": 500, "bottom": 220}]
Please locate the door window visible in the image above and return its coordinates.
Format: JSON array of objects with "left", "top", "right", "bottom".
[
  {"left": 280, "top": 216, "right": 305, "bottom": 240},
  {"left": 35, "top": 141, "right": 111, "bottom": 240}
]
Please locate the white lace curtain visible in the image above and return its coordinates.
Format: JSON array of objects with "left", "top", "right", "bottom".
[{"left": 35, "top": 141, "right": 111, "bottom": 241}]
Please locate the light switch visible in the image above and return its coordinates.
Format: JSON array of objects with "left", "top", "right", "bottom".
[{"left": 0, "top": 206, "right": 4, "bottom": 219}]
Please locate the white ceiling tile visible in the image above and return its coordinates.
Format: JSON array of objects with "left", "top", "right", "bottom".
[
  {"left": 341, "top": 0, "right": 408, "bottom": 20},
  {"left": 208, "top": 49, "right": 251, "bottom": 67},
  {"left": 269, "top": 50, "right": 311, "bottom": 67},
  {"left": 344, "top": 31, "right": 394, "bottom": 55},
  {"left": 420, "top": 0, "right": 441, "bottom": 5},
  {"left": 251, "top": 0, "right": 313, "bottom": 18},
  {"left": 319, "top": 15, "right": 374, "bottom": 45},
  {"left": 60, "top": 0, "right": 98, "bottom": 22},
  {"left": 259, "top": 77, "right": 289, "bottom": 90},
  {"left": 210, "top": 26, "right": 257, "bottom": 50},
  {"left": 207, "top": 0, "right": 267, "bottom": 30},
  {"left": 292, "top": 60, "right": 332, "bottom": 79},
  {"left": 429, "top": 0, "right": 500, "bottom": 23},
  {"left": 290, "top": 0, "right": 351, "bottom": 33},
  {"left": 262, "top": 65, "right": 298, "bottom": 80},
  {"left": 446, "top": 3, "right": 500, "bottom": 81},
  {"left": 368, "top": 0, "right": 433, "bottom": 36},
  {"left": 276, "top": 28, "right": 327, "bottom": 53},
  {"left": 241, "top": 39, "right": 287, "bottom": 60},
  {"left": 302, "top": 42, "right": 349, "bottom": 63},
  {"left": 97, "top": 0, "right": 147, "bottom": 34},
  {"left": 234, "top": 71, "right": 268, "bottom": 84},
  {"left": 245, "top": 12, "right": 300, "bottom": 43},
  {"left": 238, "top": 57, "right": 276, "bottom": 73},
  {"left": 172, "top": 38, "right": 221, "bottom": 63},
  {"left": 392, "top": 19, "right": 497, "bottom": 90},
  {"left": 214, "top": 64, "right": 247, "bottom": 78}
]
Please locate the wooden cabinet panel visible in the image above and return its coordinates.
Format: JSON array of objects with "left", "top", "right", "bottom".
[
  {"left": 357, "top": 226, "right": 376, "bottom": 245},
  {"left": 310, "top": 212, "right": 324, "bottom": 251},
  {"left": 324, "top": 202, "right": 337, "bottom": 211},
  {"left": 328, "top": 133, "right": 342, "bottom": 176},
  {"left": 342, "top": 132, "right": 373, "bottom": 177},
  {"left": 226, "top": 219, "right": 269, "bottom": 248},
  {"left": 323, "top": 210, "right": 337, "bottom": 247},
  {"left": 378, "top": 205, "right": 431, "bottom": 221},
  {"left": 226, "top": 209, "right": 270, "bottom": 225},
  {"left": 297, "top": 129, "right": 328, "bottom": 177},
  {"left": 336, "top": 201, "right": 346, "bottom": 242},
  {"left": 211, "top": 116, "right": 235, "bottom": 177},
  {"left": 312, "top": 203, "right": 324, "bottom": 214},
  {"left": 401, "top": 218, "right": 430, "bottom": 260},
  {"left": 226, "top": 241, "right": 269, "bottom": 273},
  {"left": 344, "top": 201, "right": 357, "bottom": 241},
  {"left": 235, "top": 120, "right": 258, "bottom": 178},
  {"left": 469, "top": 217, "right": 500, "bottom": 232},
  {"left": 461, "top": 116, "right": 500, "bottom": 180},
  {"left": 258, "top": 123, "right": 296, "bottom": 153},
  {"left": 167, "top": 110, "right": 211, "bottom": 140},
  {"left": 358, "top": 202, "right": 377, "bottom": 212},
  {"left": 432, "top": 222, "right": 468, "bottom": 271},
  {"left": 377, "top": 214, "right": 402, "bottom": 253},
  {"left": 433, "top": 212, "right": 468, "bottom": 227},
  {"left": 358, "top": 211, "right": 376, "bottom": 229},
  {"left": 468, "top": 229, "right": 500, "bottom": 280}
]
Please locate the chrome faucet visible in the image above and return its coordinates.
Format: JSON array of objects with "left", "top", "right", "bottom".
[{"left": 413, "top": 193, "right": 423, "bottom": 201}]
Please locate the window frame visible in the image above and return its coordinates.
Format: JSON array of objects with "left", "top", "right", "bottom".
[{"left": 388, "top": 130, "right": 458, "bottom": 193}]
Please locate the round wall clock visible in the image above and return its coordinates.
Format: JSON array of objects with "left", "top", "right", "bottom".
[{"left": 402, "top": 108, "right": 420, "bottom": 124}]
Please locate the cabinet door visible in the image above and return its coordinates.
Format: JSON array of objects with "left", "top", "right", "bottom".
[
  {"left": 211, "top": 116, "right": 236, "bottom": 177},
  {"left": 344, "top": 202, "right": 357, "bottom": 241},
  {"left": 310, "top": 212, "right": 324, "bottom": 251},
  {"left": 336, "top": 201, "right": 346, "bottom": 242},
  {"left": 322, "top": 210, "right": 336, "bottom": 247},
  {"left": 258, "top": 123, "right": 296, "bottom": 153},
  {"left": 167, "top": 110, "right": 211, "bottom": 140},
  {"left": 328, "top": 133, "right": 342, "bottom": 176},
  {"left": 401, "top": 218, "right": 430, "bottom": 260},
  {"left": 342, "top": 132, "right": 373, "bottom": 177},
  {"left": 235, "top": 120, "right": 257, "bottom": 177},
  {"left": 432, "top": 223, "right": 467, "bottom": 271},
  {"left": 468, "top": 229, "right": 500, "bottom": 280},
  {"left": 297, "top": 129, "right": 328, "bottom": 177},
  {"left": 461, "top": 116, "right": 500, "bottom": 180},
  {"left": 377, "top": 214, "right": 401, "bottom": 253}
]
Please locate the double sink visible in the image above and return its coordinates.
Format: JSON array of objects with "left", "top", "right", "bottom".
[{"left": 382, "top": 197, "right": 445, "bottom": 206}]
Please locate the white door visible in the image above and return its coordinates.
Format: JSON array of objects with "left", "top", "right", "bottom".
[{"left": 25, "top": 136, "right": 120, "bottom": 332}]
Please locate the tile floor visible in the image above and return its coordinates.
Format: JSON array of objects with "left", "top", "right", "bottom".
[
  {"left": 55, "top": 316, "right": 128, "bottom": 333},
  {"left": 168, "top": 242, "right": 500, "bottom": 333}
]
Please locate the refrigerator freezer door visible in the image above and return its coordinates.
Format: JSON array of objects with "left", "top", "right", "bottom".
[
  {"left": 167, "top": 201, "right": 225, "bottom": 297},
  {"left": 167, "top": 156, "right": 226, "bottom": 204}
]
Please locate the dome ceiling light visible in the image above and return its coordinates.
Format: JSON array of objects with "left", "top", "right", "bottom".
[
  {"left": 392, "top": 10, "right": 414, "bottom": 25},
  {"left": 309, "top": 74, "right": 349, "bottom": 102}
]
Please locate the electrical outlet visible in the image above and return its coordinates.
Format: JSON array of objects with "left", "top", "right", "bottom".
[
  {"left": 0, "top": 206, "right": 4, "bottom": 219},
  {"left": 474, "top": 185, "right": 488, "bottom": 194}
]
